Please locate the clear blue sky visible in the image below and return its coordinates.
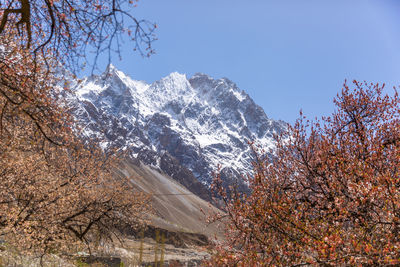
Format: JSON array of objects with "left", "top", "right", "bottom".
[{"left": 104, "top": 0, "right": 400, "bottom": 124}]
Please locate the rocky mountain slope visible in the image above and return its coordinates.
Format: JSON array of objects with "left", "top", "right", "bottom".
[
  {"left": 67, "top": 65, "right": 286, "bottom": 196},
  {"left": 116, "top": 158, "right": 223, "bottom": 239}
]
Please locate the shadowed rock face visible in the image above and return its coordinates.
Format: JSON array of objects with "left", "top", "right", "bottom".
[
  {"left": 67, "top": 67, "right": 286, "bottom": 199},
  {"left": 159, "top": 152, "right": 211, "bottom": 201}
]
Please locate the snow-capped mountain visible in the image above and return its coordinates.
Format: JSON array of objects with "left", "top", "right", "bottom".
[{"left": 68, "top": 65, "right": 286, "bottom": 195}]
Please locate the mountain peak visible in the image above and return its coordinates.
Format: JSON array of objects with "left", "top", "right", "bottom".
[
  {"left": 159, "top": 72, "right": 188, "bottom": 85},
  {"left": 71, "top": 67, "right": 286, "bottom": 187},
  {"left": 191, "top": 72, "right": 211, "bottom": 79},
  {"left": 105, "top": 63, "right": 117, "bottom": 72},
  {"left": 148, "top": 72, "right": 192, "bottom": 98},
  {"left": 99, "top": 63, "right": 123, "bottom": 82}
]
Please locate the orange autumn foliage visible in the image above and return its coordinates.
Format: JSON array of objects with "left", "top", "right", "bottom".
[
  {"left": 209, "top": 82, "right": 400, "bottom": 266},
  {"left": 0, "top": 1, "right": 152, "bottom": 255},
  {"left": 0, "top": 40, "right": 150, "bottom": 254}
]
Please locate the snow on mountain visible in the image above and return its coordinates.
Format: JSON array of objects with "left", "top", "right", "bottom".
[{"left": 69, "top": 65, "right": 286, "bottom": 191}]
